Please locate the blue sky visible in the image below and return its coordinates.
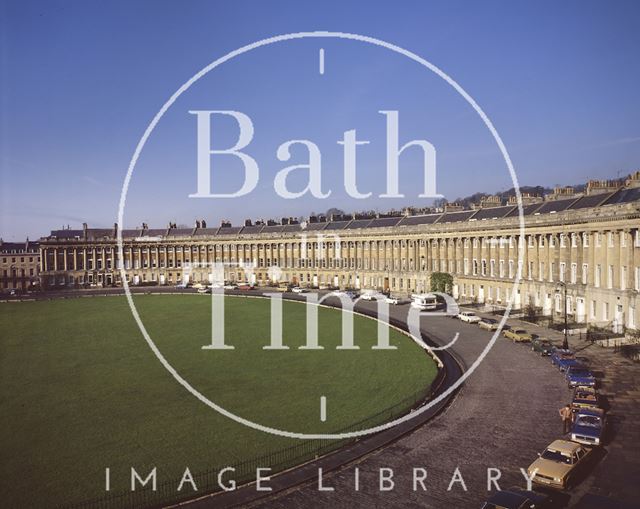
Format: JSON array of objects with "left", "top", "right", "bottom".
[{"left": 1, "top": 0, "right": 639, "bottom": 240}]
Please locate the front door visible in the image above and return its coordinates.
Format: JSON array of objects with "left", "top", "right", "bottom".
[
  {"left": 576, "top": 298, "right": 585, "bottom": 323},
  {"left": 614, "top": 305, "right": 624, "bottom": 333}
]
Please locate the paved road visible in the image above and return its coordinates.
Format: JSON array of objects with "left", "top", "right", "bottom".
[
  {"left": 249, "top": 304, "right": 569, "bottom": 508},
  {"left": 511, "top": 322, "right": 640, "bottom": 508}
]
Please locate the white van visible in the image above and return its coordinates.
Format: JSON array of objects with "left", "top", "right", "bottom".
[{"left": 411, "top": 293, "right": 438, "bottom": 311}]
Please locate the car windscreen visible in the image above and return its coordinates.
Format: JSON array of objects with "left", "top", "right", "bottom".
[
  {"left": 576, "top": 415, "right": 601, "bottom": 427},
  {"left": 570, "top": 369, "right": 591, "bottom": 377},
  {"left": 541, "top": 449, "right": 572, "bottom": 464}
]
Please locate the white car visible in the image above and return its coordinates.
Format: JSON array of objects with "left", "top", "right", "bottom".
[
  {"left": 385, "top": 296, "right": 410, "bottom": 305},
  {"left": 223, "top": 283, "right": 237, "bottom": 290},
  {"left": 361, "top": 291, "right": 386, "bottom": 301},
  {"left": 197, "top": 286, "right": 211, "bottom": 294},
  {"left": 458, "top": 311, "right": 481, "bottom": 323},
  {"left": 291, "top": 286, "right": 308, "bottom": 293}
]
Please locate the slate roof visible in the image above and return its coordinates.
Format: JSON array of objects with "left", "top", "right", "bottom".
[{"left": 42, "top": 186, "right": 640, "bottom": 241}]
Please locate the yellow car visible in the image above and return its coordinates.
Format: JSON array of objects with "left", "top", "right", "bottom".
[
  {"left": 527, "top": 439, "right": 593, "bottom": 489},
  {"left": 503, "top": 328, "right": 534, "bottom": 342}
]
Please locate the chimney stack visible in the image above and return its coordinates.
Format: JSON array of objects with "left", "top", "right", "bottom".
[{"left": 444, "top": 202, "right": 464, "bottom": 212}]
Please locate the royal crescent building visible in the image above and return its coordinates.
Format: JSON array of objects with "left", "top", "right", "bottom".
[{"left": 38, "top": 174, "right": 640, "bottom": 333}]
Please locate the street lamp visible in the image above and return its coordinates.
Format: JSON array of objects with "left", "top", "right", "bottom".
[{"left": 556, "top": 281, "right": 569, "bottom": 350}]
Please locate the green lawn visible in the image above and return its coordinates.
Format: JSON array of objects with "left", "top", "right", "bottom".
[{"left": 0, "top": 294, "right": 436, "bottom": 508}]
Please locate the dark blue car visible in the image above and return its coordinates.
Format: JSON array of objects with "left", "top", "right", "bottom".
[
  {"left": 565, "top": 364, "right": 596, "bottom": 388},
  {"left": 571, "top": 407, "right": 605, "bottom": 446},
  {"left": 551, "top": 349, "right": 578, "bottom": 372}
]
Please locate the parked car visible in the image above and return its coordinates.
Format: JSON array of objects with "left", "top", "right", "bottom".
[
  {"left": 344, "top": 290, "right": 359, "bottom": 299},
  {"left": 504, "top": 328, "right": 534, "bottom": 342},
  {"left": 196, "top": 286, "right": 211, "bottom": 294},
  {"left": 531, "top": 338, "right": 555, "bottom": 356},
  {"left": 480, "top": 487, "right": 555, "bottom": 508},
  {"left": 458, "top": 311, "right": 481, "bottom": 323},
  {"left": 565, "top": 364, "right": 596, "bottom": 388},
  {"left": 361, "top": 291, "right": 386, "bottom": 301},
  {"left": 551, "top": 349, "right": 577, "bottom": 372},
  {"left": 571, "top": 407, "right": 606, "bottom": 446},
  {"left": 478, "top": 318, "right": 501, "bottom": 330},
  {"left": 571, "top": 386, "right": 600, "bottom": 413},
  {"left": 527, "top": 439, "right": 593, "bottom": 490},
  {"left": 291, "top": 286, "right": 308, "bottom": 293},
  {"left": 385, "top": 295, "right": 410, "bottom": 305},
  {"left": 410, "top": 293, "right": 438, "bottom": 310},
  {"left": 223, "top": 283, "right": 238, "bottom": 290},
  {"left": 237, "top": 284, "right": 254, "bottom": 291}
]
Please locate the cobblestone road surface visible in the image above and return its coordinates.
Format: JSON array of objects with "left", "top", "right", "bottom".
[{"left": 251, "top": 306, "right": 639, "bottom": 508}]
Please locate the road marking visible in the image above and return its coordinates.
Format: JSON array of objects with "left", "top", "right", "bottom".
[
  {"left": 320, "top": 396, "right": 327, "bottom": 422},
  {"left": 319, "top": 48, "right": 325, "bottom": 75}
]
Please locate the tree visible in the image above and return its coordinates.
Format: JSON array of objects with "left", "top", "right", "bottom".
[
  {"left": 430, "top": 272, "right": 453, "bottom": 294},
  {"left": 433, "top": 198, "right": 447, "bottom": 209},
  {"left": 325, "top": 207, "right": 345, "bottom": 218}
]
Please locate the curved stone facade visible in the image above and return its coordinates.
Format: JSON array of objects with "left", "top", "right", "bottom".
[{"left": 39, "top": 190, "right": 640, "bottom": 332}]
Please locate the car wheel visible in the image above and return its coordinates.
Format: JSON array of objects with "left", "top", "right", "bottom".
[{"left": 564, "top": 475, "right": 572, "bottom": 490}]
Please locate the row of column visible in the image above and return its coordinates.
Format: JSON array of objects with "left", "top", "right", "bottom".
[{"left": 40, "top": 228, "right": 637, "bottom": 288}]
